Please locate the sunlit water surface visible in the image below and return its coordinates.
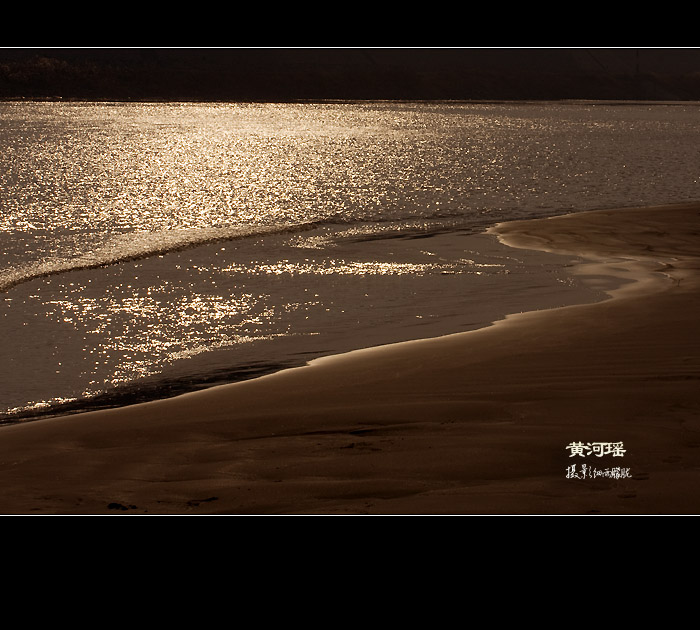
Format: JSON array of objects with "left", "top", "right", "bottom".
[{"left": 1, "top": 101, "right": 699, "bottom": 420}]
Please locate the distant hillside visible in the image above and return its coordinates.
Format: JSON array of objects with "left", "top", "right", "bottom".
[{"left": 2, "top": 48, "right": 700, "bottom": 102}]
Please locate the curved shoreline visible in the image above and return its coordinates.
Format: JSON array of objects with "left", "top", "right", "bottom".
[
  {"left": 1, "top": 202, "right": 699, "bottom": 515},
  {"left": 0, "top": 222, "right": 603, "bottom": 425}
]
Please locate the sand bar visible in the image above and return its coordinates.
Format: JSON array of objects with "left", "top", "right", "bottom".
[{"left": 1, "top": 202, "right": 700, "bottom": 515}]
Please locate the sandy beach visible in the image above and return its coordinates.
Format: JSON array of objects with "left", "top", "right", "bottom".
[{"left": 1, "top": 201, "right": 699, "bottom": 515}]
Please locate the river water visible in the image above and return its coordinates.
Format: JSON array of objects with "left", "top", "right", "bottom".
[{"left": 1, "top": 100, "right": 698, "bottom": 421}]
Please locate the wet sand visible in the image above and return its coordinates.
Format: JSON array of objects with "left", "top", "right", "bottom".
[{"left": 1, "top": 202, "right": 699, "bottom": 515}]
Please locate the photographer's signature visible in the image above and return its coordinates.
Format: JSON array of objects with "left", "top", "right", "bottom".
[{"left": 565, "top": 441, "right": 631, "bottom": 480}]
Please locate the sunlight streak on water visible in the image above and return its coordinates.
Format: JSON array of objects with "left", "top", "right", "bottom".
[{"left": 2, "top": 100, "right": 700, "bottom": 420}]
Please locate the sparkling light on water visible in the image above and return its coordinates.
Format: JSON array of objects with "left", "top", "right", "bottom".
[{"left": 2, "top": 101, "right": 700, "bottom": 420}]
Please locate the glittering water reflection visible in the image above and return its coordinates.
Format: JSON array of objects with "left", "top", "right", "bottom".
[
  {"left": 2, "top": 101, "right": 700, "bottom": 420},
  {"left": 0, "top": 224, "right": 589, "bottom": 421},
  {"left": 222, "top": 257, "right": 505, "bottom": 276}
]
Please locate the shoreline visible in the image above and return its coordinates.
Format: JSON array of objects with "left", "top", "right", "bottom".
[
  {"left": 1, "top": 201, "right": 699, "bottom": 515},
  {"left": 1, "top": 224, "right": 604, "bottom": 426}
]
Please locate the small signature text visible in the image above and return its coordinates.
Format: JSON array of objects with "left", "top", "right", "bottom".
[
  {"left": 565, "top": 441, "right": 630, "bottom": 480},
  {"left": 566, "top": 464, "right": 632, "bottom": 480}
]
